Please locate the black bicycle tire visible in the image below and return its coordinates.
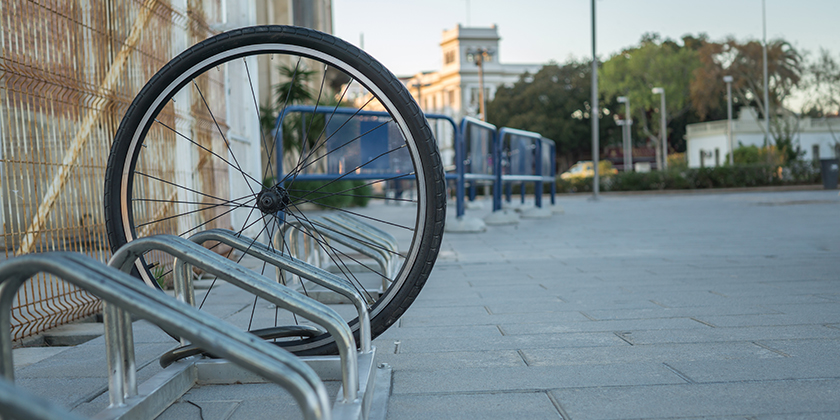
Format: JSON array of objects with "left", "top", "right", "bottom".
[{"left": 104, "top": 25, "right": 446, "bottom": 355}]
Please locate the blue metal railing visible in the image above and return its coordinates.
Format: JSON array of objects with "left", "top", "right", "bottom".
[
  {"left": 498, "top": 127, "right": 555, "bottom": 209},
  {"left": 271, "top": 106, "right": 555, "bottom": 219},
  {"left": 460, "top": 117, "right": 500, "bottom": 214}
]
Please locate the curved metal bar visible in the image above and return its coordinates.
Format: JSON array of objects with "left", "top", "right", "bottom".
[
  {"left": 325, "top": 213, "right": 399, "bottom": 255},
  {"left": 186, "top": 229, "right": 372, "bottom": 353},
  {"left": 310, "top": 217, "right": 394, "bottom": 278},
  {"left": 0, "top": 253, "right": 329, "bottom": 420},
  {"left": 108, "top": 235, "right": 359, "bottom": 403},
  {"left": 279, "top": 218, "right": 391, "bottom": 292}
]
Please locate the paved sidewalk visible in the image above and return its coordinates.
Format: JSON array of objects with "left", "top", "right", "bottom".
[
  {"left": 376, "top": 190, "right": 840, "bottom": 419},
  {"left": 10, "top": 189, "right": 840, "bottom": 419}
]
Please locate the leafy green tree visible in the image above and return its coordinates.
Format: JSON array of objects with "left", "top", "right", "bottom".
[
  {"left": 486, "top": 61, "right": 607, "bottom": 169},
  {"left": 259, "top": 63, "right": 356, "bottom": 183},
  {"left": 691, "top": 37, "right": 804, "bottom": 148},
  {"left": 260, "top": 63, "right": 317, "bottom": 156},
  {"left": 600, "top": 33, "right": 702, "bottom": 167},
  {"left": 801, "top": 48, "right": 840, "bottom": 116}
]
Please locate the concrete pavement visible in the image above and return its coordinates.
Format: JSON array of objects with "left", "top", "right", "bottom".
[
  {"left": 377, "top": 190, "right": 840, "bottom": 419},
  {"left": 10, "top": 189, "right": 840, "bottom": 419}
]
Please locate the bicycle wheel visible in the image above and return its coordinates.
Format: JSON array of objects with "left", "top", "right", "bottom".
[{"left": 104, "top": 25, "right": 445, "bottom": 355}]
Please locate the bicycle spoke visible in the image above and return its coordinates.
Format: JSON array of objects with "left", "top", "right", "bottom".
[
  {"left": 296, "top": 217, "right": 407, "bottom": 259},
  {"left": 272, "top": 216, "right": 305, "bottom": 327},
  {"left": 288, "top": 196, "right": 414, "bottom": 232},
  {"left": 284, "top": 117, "right": 392, "bottom": 182},
  {"left": 266, "top": 57, "right": 303, "bottom": 183},
  {"left": 135, "top": 171, "right": 252, "bottom": 205},
  {"left": 191, "top": 79, "right": 258, "bottom": 197},
  {"left": 133, "top": 195, "right": 255, "bottom": 207},
  {"left": 284, "top": 207, "right": 390, "bottom": 291},
  {"left": 153, "top": 118, "right": 263, "bottom": 187},
  {"left": 288, "top": 65, "right": 329, "bottom": 187},
  {"left": 283, "top": 205, "right": 375, "bottom": 303},
  {"left": 196, "top": 211, "right": 269, "bottom": 310},
  {"left": 283, "top": 72, "right": 356, "bottom": 183},
  {"left": 289, "top": 190, "right": 416, "bottom": 204},
  {"left": 287, "top": 175, "right": 417, "bottom": 206},
  {"left": 176, "top": 198, "right": 256, "bottom": 238},
  {"left": 243, "top": 58, "right": 275, "bottom": 183},
  {"left": 135, "top": 199, "right": 254, "bottom": 230},
  {"left": 293, "top": 143, "right": 408, "bottom": 201}
]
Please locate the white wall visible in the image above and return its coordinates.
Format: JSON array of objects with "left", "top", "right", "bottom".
[
  {"left": 687, "top": 113, "right": 840, "bottom": 167},
  {"left": 223, "top": 0, "right": 264, "bottom": 240}
]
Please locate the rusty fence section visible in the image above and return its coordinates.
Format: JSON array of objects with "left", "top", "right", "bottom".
[{"left": 0, "top": 0, "right": 222, "bottom": 342}]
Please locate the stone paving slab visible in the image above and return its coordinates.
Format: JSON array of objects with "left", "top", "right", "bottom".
[
  {"left": 519, "top": 341, "right": 784, "bottom": 367},
  {"left": 391, "top": 363, "right": 687, "bottom": 395},
  {"left": 394, "top": 331, "right": 626, "bottom": 354},
  {"left": 374, "top": 349, "right": 526, "bottom": 371},
  {"left": 665, "top": 354, "right": 840, "bottom": 383},
  {"left": 550, "top": 380, "right": 840, "bottom": 419},
  {"left": 386, "top": 392, "right": 560, "bottom": 420},
  {"left": 620, "top": 325, "right": 840, "bottom": 345},
  {"left": 6, "top": 190, "right": 839, "bottom": 420},
  {"left": 380, "top": 190, "right": 840, "bottom": 419},
  {"left": 496, "top": 317, "right": 712, "bottom": 335}
]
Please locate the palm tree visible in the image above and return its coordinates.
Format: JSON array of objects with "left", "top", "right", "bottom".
[{"left": 260, "top": 63, "right": 317, "bottom": 184}]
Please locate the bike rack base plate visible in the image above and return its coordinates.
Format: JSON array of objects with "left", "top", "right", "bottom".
[{"left": 92, "top": 348, "right": 383, "bottom": 420}]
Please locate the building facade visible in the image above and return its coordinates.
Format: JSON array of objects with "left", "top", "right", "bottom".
[
  {"left": 686, "top": 108, "right": 840, "bottom": 168},
  {"left": 400, "top": 25, "right": 542, "bottom": 168}
]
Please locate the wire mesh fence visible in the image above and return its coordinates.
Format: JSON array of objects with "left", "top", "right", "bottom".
[{"left": 0, "top": 0, "right": 222, "bottom": 342}]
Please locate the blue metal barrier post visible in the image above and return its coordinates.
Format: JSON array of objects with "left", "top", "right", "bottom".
[
  {"left": 497, "top": 127, "right": 551, "bottom": 218},
  {"left": 535, "top": 139, "right": 543, "bottom": 208}
]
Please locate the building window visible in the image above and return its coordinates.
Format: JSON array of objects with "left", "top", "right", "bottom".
[
  {"left": 813, "top": 144, "right": 820, "bottom": 161},
  {"left": 448, "top": 90, "right": 456, "bottom": 107},
  {"left": 714, "top": 148, "right": 720, "bottom": 166},
  {"left": 444, "top": 50, "right": 456, "bottom": 65}
]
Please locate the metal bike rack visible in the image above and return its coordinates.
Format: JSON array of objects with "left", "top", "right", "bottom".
[
  {"left": 318, "top": 214, "right": 399, "bottom": 275},
  {"left": 323, "top": 213, "right": 399, "bottom": 259},
  {"left": 278, "top": 217, "right": 393, "bottom": 294},
  {"left": 181, "top": 228, "right": 372, "bottom": 353},
  {"left": 108, "top": 235, "right": 360, "bottom": 404},
  {"left": 0, "top": 252, "right": 330, "bottom": 420}
]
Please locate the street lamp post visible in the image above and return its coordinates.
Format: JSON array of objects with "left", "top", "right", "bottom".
[
  {"left": 762, "top": 0, "right": 770, "bottom": 146},
  {"left": 724, "top": 75, "right": 734, "bottom": 165},
  {"left": 590, "top": 0, "right": 599, "bottom": 199},
  {"left": 617, "top": 96, "right": 632, "bottom": 172},
  {"left": 466, "top": 48, "right": 493, "bottom": 121},
  {"left": 652, "top": 87, "right": 667, "bottom": 170}
]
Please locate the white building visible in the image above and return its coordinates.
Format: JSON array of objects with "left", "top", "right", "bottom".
[
  {"left": 400, "top": 25, "right": 542, "bottom": 169},
  {"left": 686, "top": 108, "right": 840, "bottom": 168}
]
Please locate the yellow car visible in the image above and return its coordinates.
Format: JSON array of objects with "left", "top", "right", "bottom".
[{"left": 560, "top": 161, "right": 617, "bottom": 180}]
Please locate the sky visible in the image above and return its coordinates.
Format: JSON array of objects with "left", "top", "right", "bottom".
[{"left": 333, "top": 0, "right": 840, "bottom": 77}]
